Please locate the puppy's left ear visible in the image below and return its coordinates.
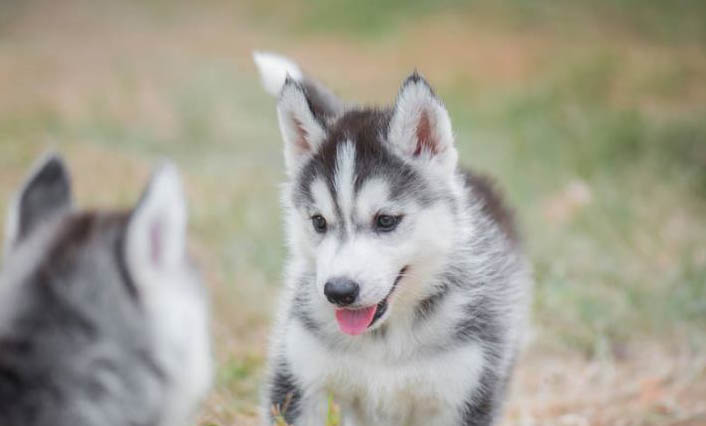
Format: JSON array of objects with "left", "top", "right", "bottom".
[
  {"left": 4, "top": 153, "right": 72, "bottom": 253},
  {"left": 124, "top": 163, "right": 187, "bottom": 286},
  {"left": 388, "top": 73, "right": 458, "bottom": 174},
  {"left": 276, "top": 78, "right": 328, "bottom": 176}
]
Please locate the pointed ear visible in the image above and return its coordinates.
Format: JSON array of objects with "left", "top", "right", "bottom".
[
  {"left": 277, "top": 78, "right": 327, "bottom": 175},
  {"left": 124, "top": 163, "right": 187, "bottom": 284},
  {"left": 4, "top": 153, "right": 72, "bottom": 251},
  {"left": 388, "top": 73, "right": 457, "bottom": 174}
]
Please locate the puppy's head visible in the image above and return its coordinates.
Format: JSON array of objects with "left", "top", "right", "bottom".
[{"left": 256, "top": 54, "right": 462, "bottom": 336}]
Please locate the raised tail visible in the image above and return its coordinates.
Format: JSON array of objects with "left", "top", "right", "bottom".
[{"left": 252, "top": 51, "right": 345, "bottom": 118}]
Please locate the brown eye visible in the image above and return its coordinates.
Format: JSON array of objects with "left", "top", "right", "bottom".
[
  {"left": 375, "top": 214, "right": 401, "bottom": 232},
  {"left": 312, "top": 215, "right": 327, "bottom": 233}
]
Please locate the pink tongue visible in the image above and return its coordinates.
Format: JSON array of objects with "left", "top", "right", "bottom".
[{"left": 335, "top": 306, "right": 377, "bottom": 335}]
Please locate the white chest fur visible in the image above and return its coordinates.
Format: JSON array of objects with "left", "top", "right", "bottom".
[{"left": 285, "top": 321, "right": 484, "bottom": 426}]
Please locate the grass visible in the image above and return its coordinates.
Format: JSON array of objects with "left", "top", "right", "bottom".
[
  {"left": 1, "top": 0, "right": 705, "bottom": 424},
  {"left": 244, "top": 0, "right": 706, "bottom": 44}
]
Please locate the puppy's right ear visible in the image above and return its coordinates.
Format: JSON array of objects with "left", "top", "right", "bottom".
[
  {"left": 4, "top": 153, "right": 72, "bottom": 252},
  {"left": 388, "top": 73, "right": 457, "bottom": 175},
  {"left": 276, "top": 78, "right": 327, "bottom": 176}
]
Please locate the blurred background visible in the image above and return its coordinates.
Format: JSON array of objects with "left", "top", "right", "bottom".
[{"left": 1, "top": 0, "right": 705, "bottom": 424}]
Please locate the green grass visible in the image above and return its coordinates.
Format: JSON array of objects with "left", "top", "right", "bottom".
[{"left": 241, "top": 0, "right": 706, "bottom": 44}]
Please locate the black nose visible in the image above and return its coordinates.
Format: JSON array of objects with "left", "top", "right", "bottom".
[{"left": 324, "top": 278, "right": 360, "bottom": 306}]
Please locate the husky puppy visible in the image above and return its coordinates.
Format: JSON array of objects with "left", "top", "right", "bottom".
[
  {"left": 254, "top": 52, "right": 532, "bottom": 426},
  {"left": 0, "top": 154, "right": 211, "bottom": 426}
]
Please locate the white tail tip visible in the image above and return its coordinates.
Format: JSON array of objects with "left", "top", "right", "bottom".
[{"left": 252, "top": 51, "right": 303, "bottom": 97}]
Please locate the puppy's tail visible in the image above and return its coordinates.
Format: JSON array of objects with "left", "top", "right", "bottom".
[
  {"left": 252, "top": 51, "right": 304, "bottom": 97},
  {"left": 252, "top": 51, "right": 345, "bottom": 117}
]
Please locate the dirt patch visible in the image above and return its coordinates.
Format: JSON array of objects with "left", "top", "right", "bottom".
[{"left": 506, "top": 339, "right": 706, "bottom": 425}]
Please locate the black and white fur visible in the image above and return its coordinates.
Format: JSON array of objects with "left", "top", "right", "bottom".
[
  {"left": 0, "top": 154, "right": 211, "bottom": 426},
  {"left": 255, "top": 52, "right": 532, "bottom": 426}
]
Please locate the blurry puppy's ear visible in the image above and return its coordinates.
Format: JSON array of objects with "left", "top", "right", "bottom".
[
  {"left": 4, "top": 153, "right": 72, "bottom": 253},
  {"left": 388, "top": 72, "right": 458, "bottom": 175},
  {"left": 124, "top": 162, "right": 187, "bottom": 286}
]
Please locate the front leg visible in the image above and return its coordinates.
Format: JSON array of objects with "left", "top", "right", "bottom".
[
  {"left": 266, "top": 360, "right": 302, "bottom": 425},
  {"left": 265, "top": 360, "right": 328, "bottom": 426},
  {"left": 457, "top": 368, "right": 506, "bottom": 426}
]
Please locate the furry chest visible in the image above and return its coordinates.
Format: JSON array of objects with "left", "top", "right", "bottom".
[
  {"left": 326, "top": 361, "right": 451, "bottom": 424},
  {"left": 286, "top": 322, "right": 485, "bottom": 424}
]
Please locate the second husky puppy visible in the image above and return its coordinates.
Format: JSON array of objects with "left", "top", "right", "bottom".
[{"left": 0, "top": 155, "right": 211, "bottom": 426}]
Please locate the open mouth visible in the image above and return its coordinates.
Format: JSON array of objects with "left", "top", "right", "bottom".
[{"left": 334, "top": 266, "right": 408, "bottom": 336}]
